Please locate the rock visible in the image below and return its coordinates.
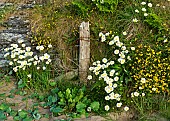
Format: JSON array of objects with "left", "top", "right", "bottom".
[
  {"left": 0, "top": 53, "right": 4, "bottom": 58},
  {"left": 6, "top": 116, "right": 14, "bottom": 121},
  {"left": 38, "top": 106, "right": 50, "bottom": 114},
  {"left": 50, "top": 115, "right": 67, "bottom": 121},
  {"left": 3, "top": 28, "right": 29, "bottom": 34},
  {"left": 90, "top": 116, "right": 106, "bottom": 121},
  {"left": 5, "top": 3, "right": 13, "bottom": 6},
  {"left": 17, "top": 4, "right": 34, "bottom": 10},
  {"left": 55, "top": 70, "right": 78, "bottom": 81},
  {"left": 108, "top": 112, "right": 134, "bottom": 121},
  {"left": 39, "top": 117, "right": 49, "bottom": 121},
  {"left": 74, "top": 116, "right": 106, "bottom": 121},
  {"left": 0, "top": 2, "right": 33, "bottom": 68},
  {"left": 0, "top": 60, "right": 8, "bottom": 67},
  {"left": 6, "top": 95, "right": 23, "bottom": 104}
]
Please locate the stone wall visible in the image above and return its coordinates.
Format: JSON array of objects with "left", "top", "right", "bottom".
[{"left": 0, "top": 1, "right": 35, "bottom": 67}]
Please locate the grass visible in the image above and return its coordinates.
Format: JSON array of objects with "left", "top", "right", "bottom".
[
  {"left": 0, "top": 2, "right": 15, "bottom": 30},
  {"left": 0, "top": 0, "right": 170, "bottom": 120}
]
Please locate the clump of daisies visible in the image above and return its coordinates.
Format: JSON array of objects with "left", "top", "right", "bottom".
[
  {"left": 133, "top": 1, "right": 153, "bottom": 23},
  {"left": 4, "top": 39, "right": 53, "bottom": 90},
  {"left": 87, "top": 31, "right": 135, "bottom": 112}
]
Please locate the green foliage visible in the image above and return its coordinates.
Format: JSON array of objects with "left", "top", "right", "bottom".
[
  {"left": 4, "top": 42, "right": 53, "bottom": 91},
  {"left": 90, "top": 101, "right": 100, "bottom": 111},
  {"left": 72, "top": 1, "right": 90, "bottom": 17},
  {"left": 1, "top": 0, "right": 170, "bottom": 120},
  {"left": 145, "top": 13, "right": 164, "bottom": 31},
  {"left": 13, "top": 109, "right": 41, "bottom": 121},
  {"left": 92, "top": 0, "right": 119, "bottom": 13},
  {"left": 18, "top": 110, "right": 28, "bottom": 119},
  {"left": 0, "top": 103, "right": 41, "bottom": 121},
  {"left": 57, "top": 87, "right": 87, "bottom": 112},
  {"left": 0, "top": 103, "right": 11, "bottom": 120},
  {"left": 131, "top": 93, "right": 170, "bottom": 120},
  {"left": 70, "top": 0, "right": 119, "bottom": 18},
  {"left": 130, "top": 43, "right": 170, "bottom": 95},
  {"left": 0, "top": 4, "right": 14, "bottom": 23},
  {"left": 43, "top": 86, "right": 99, "bottom": 118}
]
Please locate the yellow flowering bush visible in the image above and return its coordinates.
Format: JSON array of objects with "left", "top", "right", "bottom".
[{"left": 130, "top": 43, "right": 170, "bottom": 94}]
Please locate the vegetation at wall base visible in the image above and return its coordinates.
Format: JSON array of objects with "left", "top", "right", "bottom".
[{"left": 0, "top": 0, "right": 170, "bottom": 120}]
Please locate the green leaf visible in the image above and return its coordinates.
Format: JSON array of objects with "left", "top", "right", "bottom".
[
  {"left": 0, "top": 111, "right": 6, "bottom": 120},
  {"left": 90, "top": 101, "right": 100, "bottom": 111},
  {"left": 58, "top": 91, "right": 64, "bottom": 98},
  {"left": 69, "top": 103, "right": 76, "bottom": 109},
  {"left": 0, "top": 93, "right": 5, "bottom": 97},
  {"left": 6, "top": 107, "right": 12, "bottom": 113},
  {"left": 23, "top": 117, "right": 32, "bottom": 121},
  {"left": 58, "top": 98, "right": 66, "bottom": 105},
  {"left": 113, "top": 64, "right": 121, "bottom": 69},
  {"left": 50, "top": 82, "right": 56, "bottom": 86},
  {"left": 10, "top": 110, "right": 17, "bottom": 117},
  {"left": 50, "top": 107, "right": 63, "bottom": 114},
  {"left": 66, "top": 88, "right": 71, "bottom": 99},
  {"left": 120, "top": 75, "right": 124, "bottom": 82},
  {"left": 68, "top": 98, "right": 73, "bottom": 103},
  {"left": 125, "top": 77, "right": 132, "bottom": 84},
  {"left": 72, "top": 1, "right": 89, "bottom": 12},
  {"left": 8, "top": 95, "right": 14, "bottom": 98},
  {"left": 157, "top": 37, "right": 164, "bottom": 42},
  {"left": 51, "top": 88, "right": 59, "bottom": 94},
  {"left": 76, "top": 103, "right": 86, "bottom": 113},
  {"left": 18, "top": 79, "right": 23, "bottom": 85},
  {"left": 14, "top": 116, "right": 20, "bottom": 120},
  {"left": 33, "top": 113, "right": 41, "bottom": 120},
  {"left": 8, "top": 70, "right": 13, "bottom": 75},
  {"left": 18, "top": 83, "right": 25, "bottom": 88},
  {"left": 0, "top": 103, "right": 9, "bottom": 111},
  {"left": 52, "top": 96, "right": 57, "bottom": 103},
  {"left": 18, "top": 110, "right": 28, "bottom": 118}
]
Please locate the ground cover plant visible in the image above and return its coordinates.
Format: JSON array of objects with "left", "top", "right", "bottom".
[
  {"left": 1, "top": 0, "right": 170, "bottom": 120},
  {"left": 0, "top": 2, "right": 14, "bottom": 26}
]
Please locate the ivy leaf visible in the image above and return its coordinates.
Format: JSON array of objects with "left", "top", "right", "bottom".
[{"left": 90, "top": 101, "right": 100, "bottom": 111}]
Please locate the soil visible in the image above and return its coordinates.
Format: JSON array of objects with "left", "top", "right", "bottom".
[{"left": 0, "top": 77, "right": 135, "bottom": 121}]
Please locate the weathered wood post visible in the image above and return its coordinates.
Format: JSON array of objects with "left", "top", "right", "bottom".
[{"left": 79, "top": 21, "right": 90, "bottom": 83}]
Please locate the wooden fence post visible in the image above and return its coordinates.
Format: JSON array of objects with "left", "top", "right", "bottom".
[{"left": 79, "top": 21, "right": 90, "bottom": 84}]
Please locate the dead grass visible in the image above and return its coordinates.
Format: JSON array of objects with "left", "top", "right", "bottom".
[
  {"left": 15, "top": 0, "right": 170, "bottom": 71},
  {"left": 28, "top": 3, "right": 81, "bottom": 71}
]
